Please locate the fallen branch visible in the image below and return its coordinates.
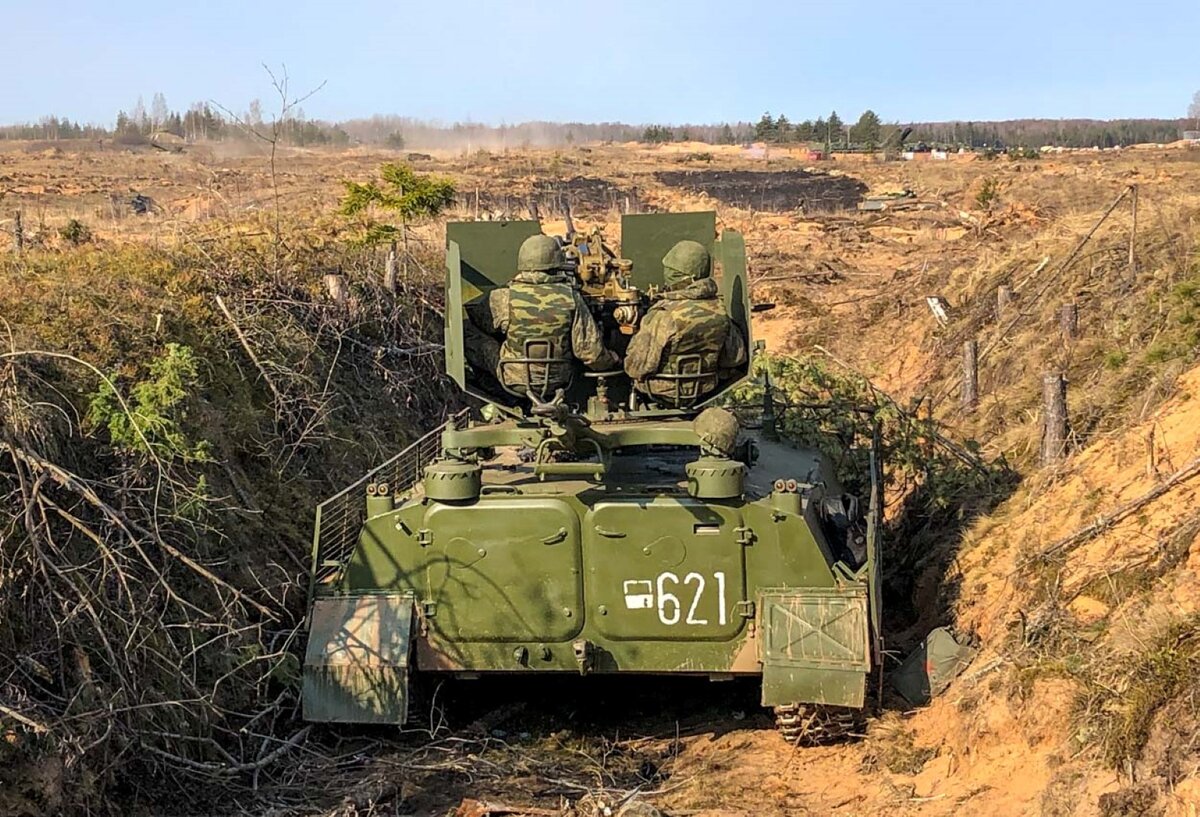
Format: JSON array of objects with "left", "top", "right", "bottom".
[
  {"left": 980, "top": 186, "right": 1132, "bottom": 364},
  {"left": 1022, "top": 451, "right": 1200, "bottom": 567},
  {"left": 810, "top": 345, "right": 992, "bottom": 476},
  {"left": 142, "top": 726, "right": 311, "bottom": 776},
  {"left": 215, "top": 294, "right": 288, "bottom": 410},
  {"left": 0, "top": 701, "right": 50, "bottom": 733}
]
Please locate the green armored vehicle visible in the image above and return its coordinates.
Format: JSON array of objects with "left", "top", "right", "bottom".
[{"left": 303, "top": 212, "right": 882, "bottom": 741}]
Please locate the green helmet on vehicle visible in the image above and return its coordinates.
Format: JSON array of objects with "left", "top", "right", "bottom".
[
  {"left": 517, "top": 234, "right": 566, "bottom": 273},
  {"left": 662, "top": 240, "right": 711, "bottom": 288}
]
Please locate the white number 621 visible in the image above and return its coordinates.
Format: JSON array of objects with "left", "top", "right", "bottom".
[{"left": 654, "top": 571, "right": 727, "bottom": 626}]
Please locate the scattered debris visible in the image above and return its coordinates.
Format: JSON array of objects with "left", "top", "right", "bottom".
[
  {"left": 858, "top": 189, "right": 919, "bottom": 211},
  {"left": 575, "top": 794, "right": 663, "bottom": 817},
  {"left": 926, "top": 296, "right": 952, "bottom": 326},
  {"left": 468, "top": 177, "right": 633, "bottom": 219},
  {"left": 130, "top": 193, "right": 157, "bottom": 215},
  {"left": 455, "top": 799, "right": 559, "bottom": 817},
  {"left": 150, "top": 131, "right": 186, "bottom": 153}
]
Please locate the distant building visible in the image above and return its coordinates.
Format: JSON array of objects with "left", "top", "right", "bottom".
[{"left": 1184, "top": 130, "right": 1200, "bottom": 143}]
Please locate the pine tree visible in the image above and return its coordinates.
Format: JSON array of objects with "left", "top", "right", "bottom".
[
  {"left": 827, "top": 111, "right": 844, "bottom": 148},
  {"left": 775, "top": 115, "right": 791, "bottom": 143},
  {"left": 340, "top": 162, "right": 457, "bottom": 246},
  {"left": 850, "top": 110, "right": 882, "bottom": 150},
  {"left": 754, "top": 112, "right": 776, "bottom": 142}
]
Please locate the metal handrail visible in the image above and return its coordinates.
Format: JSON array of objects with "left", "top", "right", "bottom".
[{"left": 307, "top": 408, "right": 470, "bottom": 601}]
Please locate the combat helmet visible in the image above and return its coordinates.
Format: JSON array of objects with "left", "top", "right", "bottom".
[
  {"left": 517, "top": 234, "right": 567, "bottom": 273},
  {"left": 662, "top": 240, "right": 711, "bottom": 288}
]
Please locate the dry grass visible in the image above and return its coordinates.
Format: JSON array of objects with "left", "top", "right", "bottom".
[{"left": 859, "top": 713, "right": 938, "bottom": 776}]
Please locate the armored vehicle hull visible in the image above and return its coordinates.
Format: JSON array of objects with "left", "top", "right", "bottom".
[{"left": 303, "top": 213, "right": 882, "bottom": 740}]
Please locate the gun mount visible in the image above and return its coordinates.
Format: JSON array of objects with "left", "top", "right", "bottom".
[
  {"left": 445, "top": 211, "right": 753, "bottom": 419},
  {"left": 561, "top": 227, "right": 645, "bottom": 335}
]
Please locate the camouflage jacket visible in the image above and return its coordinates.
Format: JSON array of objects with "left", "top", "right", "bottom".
[
  {"left": 467, "top": 271, "right": 617, "bottom": 392},
  {"left": 624, "top": 278, "right": 747, "bottom": 404}
]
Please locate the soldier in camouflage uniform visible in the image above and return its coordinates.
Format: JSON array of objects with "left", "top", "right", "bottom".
[
  {"left": 624, "top": 240, "right": 747, "bottom": 406},
  {"left": 465, "top": 234, "right": 618, "bottom": 398}
]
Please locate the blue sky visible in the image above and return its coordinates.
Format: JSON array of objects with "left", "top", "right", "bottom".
[{"left": 3, "top": 0, "right": 1198, "bottom": 126}]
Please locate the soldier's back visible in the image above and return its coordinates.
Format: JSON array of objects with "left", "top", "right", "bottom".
[{"left": 500, "top": 278, "right": 577, "bottom": 395}]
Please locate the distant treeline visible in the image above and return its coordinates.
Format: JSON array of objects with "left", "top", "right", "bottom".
[
  {"left": 335, "top": 116, "right": 759, "bottom": 149},
  {"left": 0, "top": 93, "right": 351, "bottom": 147},
  {"left": 0, "top": 93, "right": 1194, "bottom": 151},
  {"left": 906, "top": 118, "right": 1194, "bottom": 149},
  {"left": 750, "top": 111, "right": 1194, "bottom": 150}
]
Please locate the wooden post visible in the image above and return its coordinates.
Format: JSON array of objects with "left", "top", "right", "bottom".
[
  {"left": 1060, "top": 303, "right": 1079, "bottom": 339},
  {"left": 12, "top": 211, "right": 22, "bottom": 254},
  {"left": 563, "top": 197, "right": 575, "bottom": 237},
  {"left": 1128, "top": 184, "right": 1138, "bottom": 278},
  {"left": 384, "top": 241, "right": 398, "bottom": 293},
  {"left": 474, "top": 187, "right": 480, "bottom": 220},
  {"left": 996, "top": 285, "right": 1012, "bottom": 320},
  {"left": 962, "top": 340, "right": 979, "bottom": 411},
  {"left": 324, "top": 273, "right": 348, "bottom": 308},
  {"left": 1041, "top": 372, "right": 1068, "bottom": 466},
  {"left": 401, "top": 221, "right": 410, "bottom": 281}
]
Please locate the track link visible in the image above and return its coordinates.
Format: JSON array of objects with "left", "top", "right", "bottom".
[{"left": 773, "top": 703, "right": 863, "bottom": 746}]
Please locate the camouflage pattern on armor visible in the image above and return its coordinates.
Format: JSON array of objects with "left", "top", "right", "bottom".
[
  {"left": 694, "top": 407, "right": 741, "bottom": 458},
  {"left": 465, "top": 270, "right": 617, "bottom": 397},
  {"left": 624, "top": 277, "right": 747, "bottom": 406}
]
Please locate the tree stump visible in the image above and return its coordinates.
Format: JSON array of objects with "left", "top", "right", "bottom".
[
  {"left": 324, "top": 273, "right": 348, "bottom": 308},
  {"left": 1041, "top": 372, "right": 1068, "bottom": 466},
  {"left": 384, "top": 243, "right": 398, "bottom": 293},
  {"left": 996, "top": 285, "right": 1012, "bottom": 320},
  {"left": 962, "top": 340, "right": 979, "bottom": 411},
  {"left": 1060, "top": 303, "right": 1079, "bottom": 340},
  {"left": 1128, "top": 184, "right": 1138, "bottom": 279},
  {"left": 12, "top": 211, "right": 23, "bottom": 254}
]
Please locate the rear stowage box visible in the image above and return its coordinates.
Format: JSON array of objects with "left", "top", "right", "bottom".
[{"left": 759, "top": 586, "right": 871, "bottom": 708}]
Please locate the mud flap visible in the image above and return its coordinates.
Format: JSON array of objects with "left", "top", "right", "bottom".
[
  {"left": 303, "top": 594, "right": 414, "bottom": 724},
  {"left": 759, "top": 587, "right": 870, "bottom": 708}
]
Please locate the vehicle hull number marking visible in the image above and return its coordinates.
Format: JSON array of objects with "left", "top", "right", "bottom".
[{"left": 633, "top": 571, "right": 728, "bottom": 626}]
